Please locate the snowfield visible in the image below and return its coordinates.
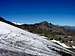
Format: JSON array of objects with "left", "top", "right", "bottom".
[
  {"left": 51, "top": 40, "right": 71, "bottom": 48},
  {"left": 0, "top": 21, "right": 74, "bottom": 56}
]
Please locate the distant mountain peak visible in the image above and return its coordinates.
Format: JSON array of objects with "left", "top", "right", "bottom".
[
  {"left": 39, "top": 21, "right": 50, "bottom": 26},
  {"left": 39, "top": 21, "right": 53, "bottom": 26},
  {"left": 40, "top": 21, "right": 48, "bottom": 24}
]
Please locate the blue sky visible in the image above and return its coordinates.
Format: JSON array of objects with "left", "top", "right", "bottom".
[{"left": 0, "top": 0, "right": 75, "bottom": 26}]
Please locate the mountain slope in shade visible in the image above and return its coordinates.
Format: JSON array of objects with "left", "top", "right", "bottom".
[{"left": 0, "top": 17, "right": 75, "bottom": 56}]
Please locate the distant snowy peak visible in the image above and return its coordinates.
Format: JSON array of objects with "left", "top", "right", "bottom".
[{"left": 13, "top": 22, "right": 24, "bottom": 25}]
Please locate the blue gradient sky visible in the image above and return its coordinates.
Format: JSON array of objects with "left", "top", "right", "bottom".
[{"left": 0, "top": 0, "right": 75, "bottom": 26}]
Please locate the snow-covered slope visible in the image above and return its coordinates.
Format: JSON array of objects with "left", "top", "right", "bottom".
[{"left": 0, "top": 21, "right": 74, "bottom": 56}]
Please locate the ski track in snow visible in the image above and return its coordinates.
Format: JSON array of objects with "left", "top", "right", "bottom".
[{"left": 0, "top": 21, "right": 74, "bottom": 56}]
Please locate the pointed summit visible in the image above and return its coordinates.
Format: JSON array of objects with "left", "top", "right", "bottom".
[
  {"left": 40, "top": 21, "right": 49, "bottom": 25},
  {"left": 40, "top": 21, "right": 53, "bottom": 26}
]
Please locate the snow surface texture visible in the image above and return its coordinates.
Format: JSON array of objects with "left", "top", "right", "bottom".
[
  {"left": 0, "top": 21, "right": 74, "bottom": 56},
  {"left": 51, "top": 40, "right": 71, "bottom": 48}
]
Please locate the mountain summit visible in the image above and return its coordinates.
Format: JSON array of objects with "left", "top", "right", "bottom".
[{"left": 0, "top": 17, "right": 74, "bottom": 56}]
